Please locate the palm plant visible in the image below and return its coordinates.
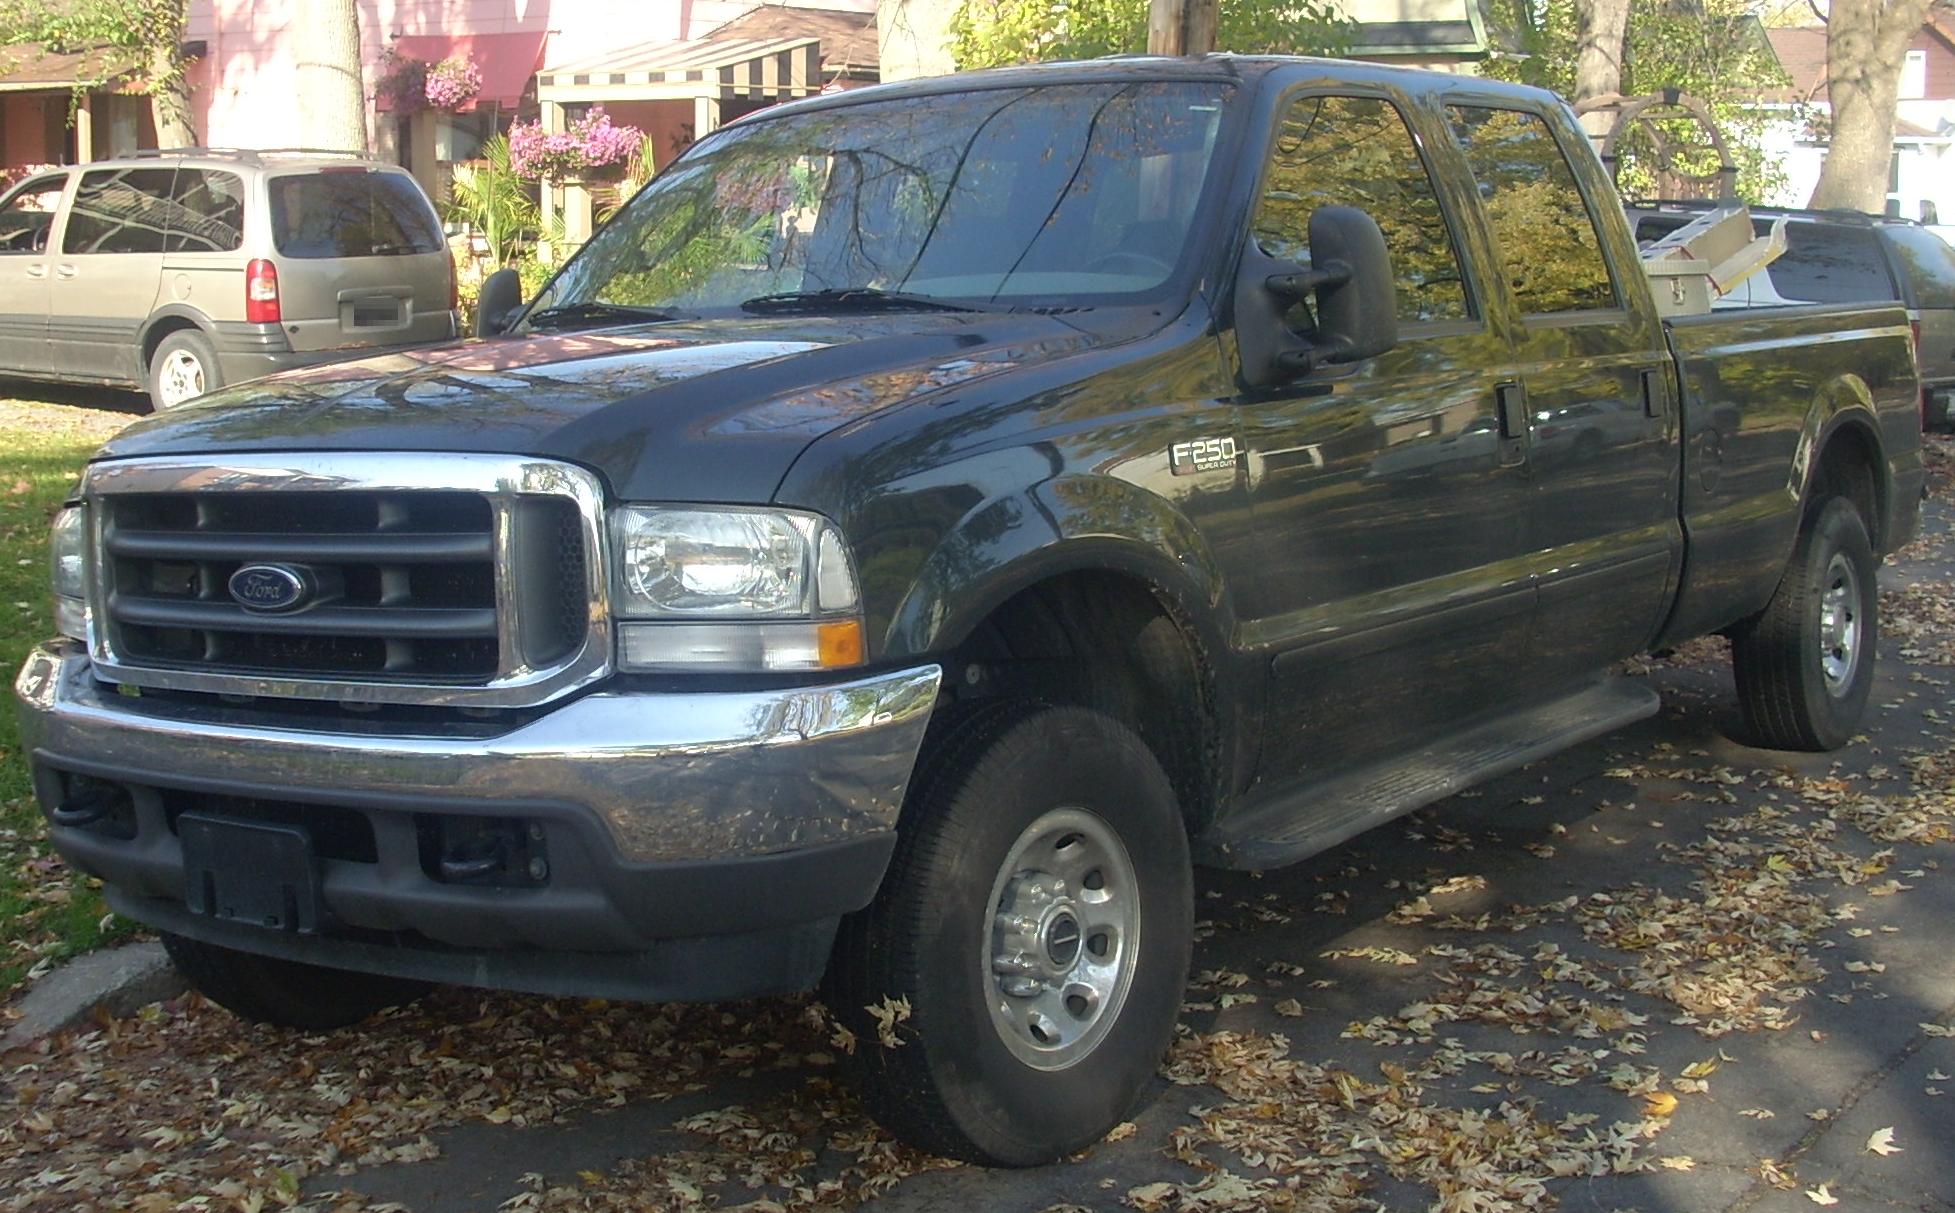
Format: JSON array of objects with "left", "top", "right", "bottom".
[{"left": 447, "top": 134, "right": 538, "bottom": 268}]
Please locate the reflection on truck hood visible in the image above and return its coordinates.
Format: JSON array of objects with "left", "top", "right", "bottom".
[{"left": 97, "top": 313, "right": 1100, "bottom": 502}]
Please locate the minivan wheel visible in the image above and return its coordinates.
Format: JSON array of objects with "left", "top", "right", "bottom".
[
  {"left": 147, "top": 329, "right": 224, "bottom": 410},
  {"left": 162, "top": 933, "right": 431, "bottom": 1029},
  {"left": 823, "top": 703, "right": 1193, "bottom": 1166},
  {"left": 1732, "top": 495, "right": 1878, "bottom": 751}
]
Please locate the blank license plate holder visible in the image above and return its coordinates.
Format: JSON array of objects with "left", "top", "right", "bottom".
[{"left": 179, "top": 814, "right": 323, "bottom": 934}]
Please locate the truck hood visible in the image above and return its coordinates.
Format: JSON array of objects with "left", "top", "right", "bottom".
[{"left": 97, "top": 313, "right": 1101, "bottom": 501}]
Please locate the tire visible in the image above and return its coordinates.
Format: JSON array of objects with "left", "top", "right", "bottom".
[
  {"left": 162, "top": 933, "right": 431, "bottom": 1030},
  {"left": 1732, "top": 496, "right": 1878, "bottom": 751},
  {"left": 823, "top": 703, "right": 1193, "bottom": 1166},
  {"left": 146, "top": 329, "right": 224, "bottom": 412}
]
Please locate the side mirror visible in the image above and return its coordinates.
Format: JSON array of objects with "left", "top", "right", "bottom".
[
  {"left": 476, "top": 267, "right": 524, "bottom": 337},
  {"left": 1235, "top": 205, "right": 1398, "bottom": 388}
]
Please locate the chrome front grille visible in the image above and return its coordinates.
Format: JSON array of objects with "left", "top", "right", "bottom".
[{"left": 82, "top": 454, "right": 611, "bottom": 707}]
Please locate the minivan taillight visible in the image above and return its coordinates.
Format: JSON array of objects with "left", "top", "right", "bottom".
[{"left": 245, "top": 259, "right": 281, "bottom": 325}]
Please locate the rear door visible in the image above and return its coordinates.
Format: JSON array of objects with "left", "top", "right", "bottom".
[
  {"left": 1234, "top": 89, "right": 1535, "bottom": 791},
  {"left": 0, "top": 171, "right": 69, "bottom": 375},
  {"left": 49, "top": 164, "right": 174, "bottom": 382},
  {"left": 158, "top": 166, "right": 250, "bottom": 320},
  {"left": 1443, "top": 103, "right": 1680, "bottom": 682},
  {"left": 263, "top": 167, "right": 454, "bottom": 351}
]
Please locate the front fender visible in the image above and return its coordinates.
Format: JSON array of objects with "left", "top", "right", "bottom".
[{"left": 881, "top": 470, "right": 1229, "bottom": 661}]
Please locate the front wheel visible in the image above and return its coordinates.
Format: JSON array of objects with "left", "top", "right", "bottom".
[
  {"left": 1732, "top": 496, "right": 1878, "bottom": 750},
  {"left": 824, "top": 704, "right": 1193, "bottom": 1166},
  {"left": 162, "top": 933, "right": 430, "bottom": 1030}
]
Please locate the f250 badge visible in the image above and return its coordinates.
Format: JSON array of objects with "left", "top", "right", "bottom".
[{"left": 1169, "top": 436, "right": 1240, "bottom": 476}]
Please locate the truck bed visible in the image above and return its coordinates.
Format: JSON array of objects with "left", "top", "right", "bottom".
[{"left": 1658, "top": 301, "right": 1924, "bottom": 645}]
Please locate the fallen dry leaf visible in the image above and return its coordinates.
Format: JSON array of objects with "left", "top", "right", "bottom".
[
  {"left": 1806, "top": 1184, "right": 1840, "bottom": 1206},
  {"left": 1866, "top": 1127, "right": 1902, "bottom": 1156}
]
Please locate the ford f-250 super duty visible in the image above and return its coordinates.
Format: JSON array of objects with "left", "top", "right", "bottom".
[{"left": 17, "top": 57, "right": 1924, "bottom": 1165}]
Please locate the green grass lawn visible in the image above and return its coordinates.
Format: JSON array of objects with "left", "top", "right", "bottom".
[{"left": 0, "top": 395, "right": 143, "bottom": 999}]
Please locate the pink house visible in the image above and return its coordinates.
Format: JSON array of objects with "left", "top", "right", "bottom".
[{"left": 1, "top": 0, "right": 878, "bottom": 195}]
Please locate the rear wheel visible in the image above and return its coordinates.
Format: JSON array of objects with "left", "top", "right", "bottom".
[
  {"left": 146, "top": 329, "right": 224, "bottom": 411},
  {"left": 824, "top": 703, "right": 1193, "bottom": 1166},
  {"left": 162, "top": 933, "right": 430, "bottom": 1030},
  {"left": 1732, "top": 496, "right": 1878, "bottom": 750}
]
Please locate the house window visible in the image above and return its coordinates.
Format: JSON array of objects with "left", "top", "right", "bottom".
[{"left": 1901, "top": 49, "right": 1928, "bottom": 100}]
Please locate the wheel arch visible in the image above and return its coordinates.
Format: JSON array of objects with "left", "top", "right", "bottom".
[
  {"left": 1793, "top": 389, "right": 1889, "bottom": 551},
  {"left": 138, "top": 306, "right": 217, "bottom": 370}
]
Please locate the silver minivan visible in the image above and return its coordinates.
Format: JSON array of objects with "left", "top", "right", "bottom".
[{"left": 0, "top": 149, "right": 457, "bottom": 410}]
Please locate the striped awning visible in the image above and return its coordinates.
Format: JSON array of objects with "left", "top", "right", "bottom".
[{"left": 536, "top": 35, "right": 823, "bottom": 104}]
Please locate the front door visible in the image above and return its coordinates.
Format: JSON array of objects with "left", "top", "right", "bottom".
[
  {"left": 1234, "top": 92, "right": 1536, "bottom": 792},
  {"left": 1444, "top": 104, "right": 1681, "bottom": 685},
  {"left": 48, "top": 164, "right": 174, "bottom": 383},
  {"left": 0, "top": 171, "right": 69, "bottom": 375}
]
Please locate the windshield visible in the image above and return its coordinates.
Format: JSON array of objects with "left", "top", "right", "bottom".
[{"left": 532, "top": 80, "right": 1232, "bottom": 320}]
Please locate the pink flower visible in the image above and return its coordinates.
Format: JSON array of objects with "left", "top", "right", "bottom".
[
  {"left": 424, "top": 56, "right": 482, "bottom": 109},
  {"left": 507, "top": 107, "right": 643, "bottom": 180}
]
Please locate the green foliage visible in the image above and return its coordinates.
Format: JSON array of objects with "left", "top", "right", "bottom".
[
  {"left": 949, "top": 0, "right": 1354, "bottom": 68},
  {"left": 1480, "top": 0, "right": 1790, "bottom": 202},
  {"left": 0, "top": 0, "right": 190, "bottom": 112},
  {"left": 447, "top": 135, "right": 539, "bottom": 269}
]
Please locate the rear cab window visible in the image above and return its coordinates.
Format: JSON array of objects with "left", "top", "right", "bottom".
[
  {"left": 267, "top": 170, "right": 443, "bottom": 258},
  {"left": 1769, "top": 224, "right": 1898, "bottom": 304},
  {"left": 1445, "top": 105, "right": 1622, "bottom": 318}
]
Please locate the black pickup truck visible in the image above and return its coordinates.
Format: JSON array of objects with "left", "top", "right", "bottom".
[{"left": 17, "top": 57, "right": 1923, "bottom": 1165}]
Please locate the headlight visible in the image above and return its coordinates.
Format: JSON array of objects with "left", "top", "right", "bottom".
[
  {"left": 610, "top": 506, "right": 863, "bottom": 672},
  {"left": 49, "top": 505, "right": 88, "bottom": 641}
]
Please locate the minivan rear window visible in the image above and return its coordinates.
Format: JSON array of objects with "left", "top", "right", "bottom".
[
  {"left": 1882, "top": 225, "right": 1955, "bottom": 309},
  {"left": 267, "top": 171, "right": 443, "bottom": 258}
]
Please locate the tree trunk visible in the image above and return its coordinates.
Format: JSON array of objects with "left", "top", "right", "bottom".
[
  {"left": 1573, "top": 0, "right": 1634, "bottom": 138},
  {"left": 145, "top": 0, "right": 195, "bottom": 147},
  {"left": 1808, "top": 0, "right": 1934, "bottom": 213},
  {"left": 296, "top": 0, "right": 368, "bottom": 153}
]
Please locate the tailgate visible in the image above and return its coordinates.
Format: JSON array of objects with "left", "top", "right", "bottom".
[{"left": 265, "top": 168, "right": 455, "bottom": 352}]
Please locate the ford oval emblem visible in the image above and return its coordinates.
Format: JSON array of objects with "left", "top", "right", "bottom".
[{"left": 228, "top": 563, "right": 313, "bottom": 613}]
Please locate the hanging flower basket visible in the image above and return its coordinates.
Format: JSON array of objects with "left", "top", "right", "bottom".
[
  {"left": 424, "top": 56, "right": 482, "bottom": 110},
  {"left": 507, "top": 107, "right": 643, "bottom": 183},
  {"left": 375, "top": 47, "right": 429, "bottom": 111}
]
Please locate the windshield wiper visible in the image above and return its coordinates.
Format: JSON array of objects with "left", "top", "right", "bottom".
[
  {"left": 525, "top": 302, "right": 686, "bottom": 331},
  {"left": 739, "top": 287, "right": 984, "bottom": 315}
]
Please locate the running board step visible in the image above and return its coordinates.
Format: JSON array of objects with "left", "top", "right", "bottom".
[{"left": 1197, "top": 678, "right": 1660, "bottom": 871}]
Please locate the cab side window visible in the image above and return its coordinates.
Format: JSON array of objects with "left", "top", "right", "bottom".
[
  {"left": 1251, "top": 95, "right": 1471, "bottom": 324},
  {"left": 165, "top": 169, "right": 247, "bottom": 253},
  {"left": 1445, "top": 106, "right": 1619, "bottom": 315},
  {"left": 0, "top": 175, "right": 65, "bottom": 254},
  {"left": 62, "top": 167, "right": 175, "bottom": 255}
]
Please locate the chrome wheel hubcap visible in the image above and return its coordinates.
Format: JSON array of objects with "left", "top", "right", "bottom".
[
  {"left": 1818, "top": 551, "right": 1862, "bottom": 694},
  {"left": 984, "top": 807, "right": 1139, "bottom": 1070},
  {"left": 157, "top": 350, "right": 206, "bottom": 407}
]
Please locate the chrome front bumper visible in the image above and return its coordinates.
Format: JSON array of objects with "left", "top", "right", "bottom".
[{"left": 16, "top": 642, "right": 942, "bottom": 864}]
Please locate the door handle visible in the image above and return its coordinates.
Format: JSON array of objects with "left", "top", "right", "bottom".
[
  {"left": 1495, "top": 381, "right": 1528, "bottom": 467},
  {"left": 54, "top": 264, "right": 77, "bottom": 280},
  {"left": 1640, "top": 368, "right": 1667, "bottom": 419},
  {"left": 25, "top": 265, "right": 46, "bottom": 279}
]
